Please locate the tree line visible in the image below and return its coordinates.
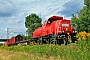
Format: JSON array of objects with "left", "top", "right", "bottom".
[{"left": 71, "top": 0, "right": 90, "bottom": 32}]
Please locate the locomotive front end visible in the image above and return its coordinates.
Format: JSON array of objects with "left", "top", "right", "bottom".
[{"left": 56, "top": 20, "right": 77, "bottom": 45}]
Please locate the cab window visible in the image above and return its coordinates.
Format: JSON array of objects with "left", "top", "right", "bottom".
[{"left": 62, "top": 24, "right": 68, "bottom": 26}]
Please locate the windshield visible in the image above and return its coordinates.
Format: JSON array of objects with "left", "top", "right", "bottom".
[{"left": 62, "top": 24, "right": 68, "bottom": 26}]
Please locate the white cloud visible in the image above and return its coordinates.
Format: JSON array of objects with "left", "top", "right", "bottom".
[{"left": 0, "top": 0, "right": 18, "bottom": 17}]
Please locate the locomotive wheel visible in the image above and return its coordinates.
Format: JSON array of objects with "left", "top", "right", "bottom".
[
  {"left": 37, "top": 37, "right": 43, "bottom": 45},
  {"left": 57, "top": 40, "right": 61, "bottom": 45},
  {"left": 37, "top": 40, "right": 42, "bottom": 45},
  {"left": 72, "top": 39, "right": 75, "bottom": 43},
  {"left": 46, "top": 39, "right": 50, "bottom": 44},
  {"left": 71, "top": 37, "right": 77, "bottom": 43},
  {"left": 64, "top": 37, "right": 68, "bottom": 45},
  {"left": 53, "top": 40, "right": 57, "bottom": 45},
  {"left": 58, "top": 39, "right": 64, "bottom": 45},
  {"left": 51, "top": 37, "right": 57, "bottom": 45}
]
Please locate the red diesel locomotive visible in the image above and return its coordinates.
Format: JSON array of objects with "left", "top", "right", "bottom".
[{"left": 32, "top": 16, "right": 77, "bottom": 45}]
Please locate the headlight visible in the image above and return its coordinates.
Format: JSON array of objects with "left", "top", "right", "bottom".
[
  {"left": 73, "top": 31, "right": 74, "bottom": 33},
  {"left": 62, "top": 30, "right": 64, "bottom": 33},
  {"left": 66, "top": 28, "right": 68, "bottom": 31}
]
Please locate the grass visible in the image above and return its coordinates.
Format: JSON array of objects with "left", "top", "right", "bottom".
[
  {"left": 0, "top": 37, "right": 90, "bottom": 60},
  {"left": 0, "top": 49, "right": 39, "bottom": 60}
]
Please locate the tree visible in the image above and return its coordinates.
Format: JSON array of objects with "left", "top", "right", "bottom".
[
  {"left": 71, "top": 14, "right": 79, "bottom": 31},
  {"left": 25, "top": 13, "right": 42, "bottom": 38},
  {"left": 84, "top": 0, "right": 90, "bottom": 8},
  {"left": 71, "top": 0, "right": 90, "bottom": 32},
  {"left": 20, "top": 34, "right": 28, "bottom": 40}
]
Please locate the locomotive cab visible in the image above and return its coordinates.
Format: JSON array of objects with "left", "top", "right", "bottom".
[
  {"left": 52, "top": 18, "right": 77, "bottom": 45},
  {"left": 59, "top": 19, "right": 77, "bottom": 44}
]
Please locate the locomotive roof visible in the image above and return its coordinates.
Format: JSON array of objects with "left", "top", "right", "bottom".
[{"left": 48, "top": 16, "right": 63, "bottom": 21}]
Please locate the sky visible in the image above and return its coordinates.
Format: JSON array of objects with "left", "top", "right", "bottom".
[{"left": 0, "top": 0, "right": 84, "bottom": 39}]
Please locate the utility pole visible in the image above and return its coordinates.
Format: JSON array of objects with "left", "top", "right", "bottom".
[{"left": 7, "top": 28, "right": 10, "bottom": 39}]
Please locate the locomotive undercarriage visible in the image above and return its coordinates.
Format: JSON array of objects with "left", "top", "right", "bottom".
[
  {"left": 32, "top": 33, "right": 77, "bottom": 45},
  {"left": 57, "top": 33, "right": 77, "bottom": 45}
]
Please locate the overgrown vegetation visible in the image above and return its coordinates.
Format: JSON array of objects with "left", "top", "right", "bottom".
[
  {"left": 0, "top": 35, "right": 90, "bottom": 60},
  {"left": 77, "top": 31, "right": 90, "bottom": 40}
]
